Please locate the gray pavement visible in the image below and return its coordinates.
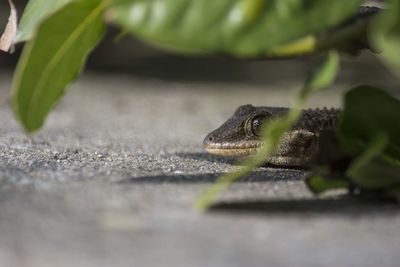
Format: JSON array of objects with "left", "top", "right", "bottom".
[{"left": 0, "top": 69, "right": 399, "bottom": 267}]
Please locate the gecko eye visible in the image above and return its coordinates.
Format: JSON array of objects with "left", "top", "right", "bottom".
[
  {"left": 251, "top": 115, "right": 265, "bottom": 136},
  {"left": 245, "top": 113, "right": 270, "bottom": 138}
]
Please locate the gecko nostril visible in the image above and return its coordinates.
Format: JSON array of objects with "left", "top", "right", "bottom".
[{"left": 203, "top": 135, "right": 214, "bottom": 146}]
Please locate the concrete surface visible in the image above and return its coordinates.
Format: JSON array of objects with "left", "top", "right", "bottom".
[{"left": 0, "top": 70, "right": 399, "bottom": 267}]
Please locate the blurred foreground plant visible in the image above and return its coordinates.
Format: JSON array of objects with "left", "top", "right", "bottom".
[{"left": 11, "top": 0, "right": 364, "bottom": 131}]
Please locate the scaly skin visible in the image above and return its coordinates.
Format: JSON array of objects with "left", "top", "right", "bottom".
[{"left": 203, "top": 105, "right": 340, "bottom": 166}]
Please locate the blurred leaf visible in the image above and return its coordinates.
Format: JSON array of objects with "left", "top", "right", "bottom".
[
  {"left": 110, "top": 0, "right": 362, "bottom": 57},
  {"left": 347, "top": 133, "right": 400, "bottom": 189},
  {"left": 12, "top": 0, "right": 106, "bottom": 132},
  {"left": 306, "top": 174, "right": 350, "bottom": 194},
  {"left": 372, "top": 0, "right": 400, "bottom": 71},
  {"left": 302, "top": 51, "right": 340, "bottom": 99},
  {"left": 339, "top": 85, "right": 400, "bottom": 158},
  {"left": 15, "top": 0, "right": 71, "bottom": 42},
  {"left": 0, "top": 0, "right": 17, "bottom": 52},
  {"left": 196, "top": 51, "right": 339, "bottom": 210},
  {"left": 309, "top": 86, "right": 400, "bottom": 196}
]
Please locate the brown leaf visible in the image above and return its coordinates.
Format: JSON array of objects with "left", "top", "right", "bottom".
[{"left": 0, "top": 0, "right": 18, "bottom": 52}]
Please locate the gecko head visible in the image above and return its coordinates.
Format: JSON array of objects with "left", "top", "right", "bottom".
[
  {"left": 203, "top": 105, "right": 320, "bottom": 166},
  {"left": 203, "top": 105, "right": 288, "bottom": 157}
]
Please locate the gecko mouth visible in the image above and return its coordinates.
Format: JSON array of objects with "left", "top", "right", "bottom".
[
  {"left": 204, "top": 143, "right": 312, "bottom": 166},
  {"left": 203, "top": 143, "right": 262, "bottom": 157}
]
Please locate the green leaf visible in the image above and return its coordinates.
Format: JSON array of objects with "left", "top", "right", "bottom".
[
  {"left": 16, "top": 0, "right": 72, "bottom": 42},
  {"left": 12, "top": 0, "right": 106, "bottom": 132},
  {"left": 196, "top": 52, "right": 339, "bottom": 210},
  {"left": 110, "top": 0, "right": 362, "bottom": 57},
  {"left": 372, "top": 0, "right": 400, "bottom": 72},
  {"left": 301, "top": 51, "right": 340, "bottom": 100},
  {"left": 307, "top": 86, "right": 400, "bottom": 196},
  {"left": 347, "top": 133, "right": 400, "bottom": 189},
  {"left": 339, "top": 85, "right": 400, "bottom": 159},
  {"left": 306, "top": 174, "right": 350, "bottom": 194}
]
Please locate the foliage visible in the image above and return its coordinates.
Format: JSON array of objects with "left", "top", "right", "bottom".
[
  {"left": 372, "top": 0, "right": 400, "bottom": 72},
  {"left": 12, "top": 0, "right": 106, "bottom": 132},
  {"left": 13, "top": 0, "right": 363, "bottom": 132},
  {"left": 110, "top": 0, "right": 362, "bottom": 56},
  {"left": 306, "top": 86, "right": 400, "bottom": 201},
  {"left": 15, "top": 0, "right": 72, "bottom": 42}
]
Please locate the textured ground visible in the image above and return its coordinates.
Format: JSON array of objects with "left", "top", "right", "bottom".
[{"left": 0, "top": 67, "right": 399, "bottom": 267}]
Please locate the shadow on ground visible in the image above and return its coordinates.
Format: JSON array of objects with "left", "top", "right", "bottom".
[
  {"left": 118, "top": 152, "right": 305, "bottom": 184},
  {"left": 175, "top": 152, "right": 238, "bottom": 165},
  {"left": 175, "top": 152, "right": 308, "bottom": 170},
  {"left": 209, "top": 197, "right": 400, "bottom": 216},
  {"left": 118, "top": 170, "right": 303, "bottom": 184}
]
